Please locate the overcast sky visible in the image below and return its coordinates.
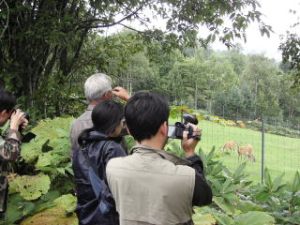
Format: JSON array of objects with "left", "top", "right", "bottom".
[
  {"left": 212, "top": 0, "right": 300, "bottom": 61},
  {"left": 107, "top": 0, "right": 300, "bottom": 61}
]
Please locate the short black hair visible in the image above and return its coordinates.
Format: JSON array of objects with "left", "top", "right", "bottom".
[
  {"left": 0, "top": 90, "right": 16, "bottom": 111},
  {"left": 92, "top": 100, "right": 124, "bottom": 135},
  {"left": 125, "top": 91, "right": 169, "bottom": 142}
]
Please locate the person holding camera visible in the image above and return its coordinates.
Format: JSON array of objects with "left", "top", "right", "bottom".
[
  {"left": 106, "top": 91, "right": 212, "bottom": 225},
  {"left": 0, "top": 90, "right": 28, "bottom": 217},
  {"left": 72, "top": 100, "right": 127, "bottom": 225},
  {"left": 70, "top": 73, "right": 129, "bottom": 156}
]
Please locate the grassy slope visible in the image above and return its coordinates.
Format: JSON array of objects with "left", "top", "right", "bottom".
[{"left": 169, "top": 118, "right": 300, "bottom": 183}]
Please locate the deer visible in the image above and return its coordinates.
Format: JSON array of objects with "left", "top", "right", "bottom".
[
  {"left": 222, "top": 140, "right": 239, "bottom": 152},
  {"left": 238, "top": 144, "right": 255, "bottom": 162}
]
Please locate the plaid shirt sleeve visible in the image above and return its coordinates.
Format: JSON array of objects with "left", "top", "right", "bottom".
[{"left": 0, "top": 129, "right": 21, "bottom": 162}]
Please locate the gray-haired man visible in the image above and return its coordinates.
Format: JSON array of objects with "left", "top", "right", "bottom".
[{"left": 70, "top": 73, "right": 129, "bottom": 155}]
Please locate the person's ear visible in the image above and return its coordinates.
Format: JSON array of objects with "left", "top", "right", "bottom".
[
  {"left": 0, "top": 110, "right": 9, "bottom": 116},
  {"left": 160, "top": 121, "right": 168, "bottom": 137},
  {"left": 104, "top": 90, "right": 113, "bottom": 100}
]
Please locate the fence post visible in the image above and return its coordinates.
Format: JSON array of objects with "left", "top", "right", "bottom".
[{"left": 261, "top": 117, "right": 265, "bottom": 183}]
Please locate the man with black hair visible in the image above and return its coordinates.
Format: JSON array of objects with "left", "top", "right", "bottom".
[
  {"left": 0, "top": 90, "right": 28, "bottom": 217},
  {"left": 106, "top": 91, "right": 212, "bottom": 225}
]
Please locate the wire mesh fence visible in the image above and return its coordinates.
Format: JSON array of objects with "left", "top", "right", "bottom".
[{"left": 198, "top": 112, "right": 300, "bottom": 183}]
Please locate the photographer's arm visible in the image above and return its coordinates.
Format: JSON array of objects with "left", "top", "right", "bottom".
[
  {"left": 186, "top": 154, "right": 212, "bottom": 206},
  {"left": 0, "top": 130, "right": 21, "bottom": 162},
  {"left": 182, "top": 126, "right": 212, "bottom": 206},
  {"left": 0, "top": 109, "right": 27, "bottom": 162}
]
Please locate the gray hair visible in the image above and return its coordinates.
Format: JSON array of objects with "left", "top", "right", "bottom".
[{"left": 84, "top": 73, "right": 112, "bottom": 102}]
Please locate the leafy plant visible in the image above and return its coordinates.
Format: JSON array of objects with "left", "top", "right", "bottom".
[
  {"left": 250, "top": 170, "right": 300, "bottom": 224},
  {"left": 20, "top": 194, "right": 78, "bottom": 225},
  {"left": 167, "top": 142, "right": 281, "bottom": 225},
  {"left": 9, "top": 173, "right": 51, "bottom": 200},
  {"left": 6, "top": 117, "right": 75, "bottom": 224}
]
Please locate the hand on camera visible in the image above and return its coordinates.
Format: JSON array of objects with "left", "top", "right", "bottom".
[
  {"left": 10, "top": 109, "right": 28, "bottom": 131},
  {"left": 112, "top": 87, "right": 130, "bottom": 101},
  {"left": 181, "top": 123, "right": 201, "bottom": 157}
]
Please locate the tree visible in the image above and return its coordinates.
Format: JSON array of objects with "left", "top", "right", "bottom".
[
  {"left": 279, "top": 4, "right": 300, "bottom": 87},
  {"left": 167, "top": 50, "right": 238, "bottom": 110},
  {"left": 241, "top": 55, "right": 282, "bottom": 118},
  {"left": 0, "top": 0, "right": 271, "bottom": 117},
  {"left": 280, "top": 33, "right": 300, "bottom": 86}
]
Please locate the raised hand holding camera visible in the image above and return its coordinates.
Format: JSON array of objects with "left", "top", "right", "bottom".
[
  {"left": 168, "top": 113, "right": 201, "bottom": 140},
  {"left": 9, "top": 109, "right": 28, "bottom": 131},
  {"left": 182, "top": 123, "right": 201, "bottom": 157}
]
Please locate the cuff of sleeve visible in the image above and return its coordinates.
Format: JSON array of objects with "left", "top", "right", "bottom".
[{"left": 7, "top": 129, "right": 22, "bottom": 141}]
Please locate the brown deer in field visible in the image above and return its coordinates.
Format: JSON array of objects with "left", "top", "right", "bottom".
[
  {"left": 238, "top": 144, "right": 255, "bottom": 162},
  {"left": 222, "top": 140, "right": 239, "bottom": 152}
]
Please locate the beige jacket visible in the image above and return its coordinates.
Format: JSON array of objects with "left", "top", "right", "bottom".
[{"left": 106, "top": 146, "right": 195, "bottom": 225}]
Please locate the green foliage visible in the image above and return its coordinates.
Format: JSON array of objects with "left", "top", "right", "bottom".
[
  {"left": 124, "top": 135, "right": 136, "bottom": 153},
  {"left": 53, "top": 194, "right": 77, "bottom": 214},
  {"left": 0, "top": 0, "right": 270, "bottom": 120},
  {"left": 20, "top": 207, "right": 78, "bottom": 225},
  {"left": 3, "top": 191, "right": 60, "bottom": 225},
  {"left": 280, "top": 33, "right": 300, "bottom": 86},
  {"left": 165, "top": 140, "right": 185, "bottom": 158},
  {"left": 9, "top": 174, "right": 51, "bottom": 200},
  {"left": 21, "top": 117, "right": 73, "bottom": 178},
  {"left": 169, "top": 105, "right": 194, "bottom": 119},
  {"left": 3, "top": 114, "right": 299, "bottom": 224},
  {"left": 20, "top": 194, "right": 77, "bottom": 225},
  {"left": 234, "top": 211, "right": 275, "bottom": 225},
  {"left": 6, "top": 117, "right": 74, "bottom": 223},
  {"left": 250, "top": 170, "right": 300, "bottom": 224},
  {"left": 167, "top": 141, "right": 300, "bottom": 225}
]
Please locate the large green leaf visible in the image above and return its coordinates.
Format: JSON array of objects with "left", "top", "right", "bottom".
[
  {"left": 234, "top": 211, "right": 275, "bottom": 225},
  {"left": 20, "top": 207, "right": 78, "bottom": 225},
  {"left": 271, "top": 172, "right": 286, "bottom": 193},
  {"left": 9, "top": 174, "right": 51, "bottom": 200},
  {"left": 20, "top": 194, "right": 77, "bottom": 225},
  {"left": 237, "top": 200, "right": 264, "bottom": 213},
  {"left": 193, "top": 213, "right": 216, "bottom": 225},
  {"left": 213, "top": 196, "right": 236, "bottom": 215},
  {"left": 291, "top": 171, "right": 300, "bottom": 193},
  {"left": 21, "top": 117, "right": 73, "bottom": 165},
  {"left": 54, "top": 194, "right": 77, "bottom": 213},
  {"left": 210, "top": 211, "right": 234, "bottom": 225},
  {"left": 21, "top": 139, "right": 47, "bottom": 163},
  {"left": 3, "top": 194, "right": 25, "bottom": 224}
]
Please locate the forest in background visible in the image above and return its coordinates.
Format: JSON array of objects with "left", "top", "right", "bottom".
[{"left": 3, "top": 31, "right": 300, "bottom": 128}]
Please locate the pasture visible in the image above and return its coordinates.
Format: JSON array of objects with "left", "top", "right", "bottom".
[{"left": 170, "top": 118, "right": 300, "bottom": 183}]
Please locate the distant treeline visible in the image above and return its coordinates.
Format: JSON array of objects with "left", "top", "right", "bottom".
[{"left": 3, "top": 31, "right": 300, "bottom": 127}]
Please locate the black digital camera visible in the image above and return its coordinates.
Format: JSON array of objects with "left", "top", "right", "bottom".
[{"left": 168, "top": 113, "right": 200, "bottom": 140}]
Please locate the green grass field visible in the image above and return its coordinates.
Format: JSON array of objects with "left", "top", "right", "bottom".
[{"left": 169, "top": 118, "right": 300, "bottom": 183}]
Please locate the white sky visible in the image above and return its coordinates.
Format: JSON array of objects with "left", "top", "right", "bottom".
[
  {"left": 212, "top": 0, "right": 300, "bottom": 61},
  {"left": 106, "top": 0, "right": 300, "bottom": 61}
]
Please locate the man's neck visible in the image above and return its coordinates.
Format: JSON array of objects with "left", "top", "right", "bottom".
[{"left": 139, "top": 137, "right": 165, "bottom": 151}]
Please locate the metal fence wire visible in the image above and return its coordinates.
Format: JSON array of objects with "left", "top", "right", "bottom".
[{"left": 197, "top": 113, "right": 300, "bottom": 183}]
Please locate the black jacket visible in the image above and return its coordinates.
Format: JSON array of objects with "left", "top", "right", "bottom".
[{"left": 72, "top": 130, "right": 126, "bottom": 225}]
